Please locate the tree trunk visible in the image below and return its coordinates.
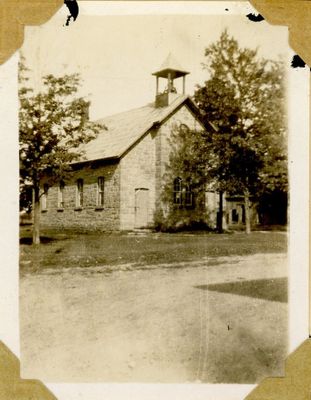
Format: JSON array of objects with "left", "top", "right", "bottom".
[
  {"left": 244, "top": 188, "right": 251, "bottom": 234},
  {"left": 217, "top": 191, "right": 223, "bottom": 233},
  {"left": 32, "top": 187, "right": 41, "bottom": 245}
]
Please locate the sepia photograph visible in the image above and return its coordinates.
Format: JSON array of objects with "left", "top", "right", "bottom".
[{"left": 15, "top": 1, "right": 306, "bottom": 391}]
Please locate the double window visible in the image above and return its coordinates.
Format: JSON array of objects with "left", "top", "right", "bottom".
[{"left": 173, "top": 177, "right": 194, "bottom": 208}]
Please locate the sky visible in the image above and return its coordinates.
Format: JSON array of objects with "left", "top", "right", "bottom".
[{"left": 21, "top": 1, "right": 290, "bottom": 120}]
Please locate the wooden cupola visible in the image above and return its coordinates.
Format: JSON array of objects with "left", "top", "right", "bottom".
[{"left": 152, "top": 53, "right": 189, "bottom": 107}]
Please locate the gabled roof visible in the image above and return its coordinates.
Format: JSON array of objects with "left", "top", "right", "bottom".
[{"left": 78, "top": 95, "right": 200, "bottom": 163}]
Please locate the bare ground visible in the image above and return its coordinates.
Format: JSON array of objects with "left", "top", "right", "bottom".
[{"left": 20, "top": 252, "right": 287, "bottom": 383}]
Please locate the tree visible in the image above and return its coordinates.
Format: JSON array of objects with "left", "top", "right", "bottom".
[
  {"left": 154, "top": 123, "right": 211, "bottom": 232},
  {"left": 19, "top": 58, "right": 104, "bottom": 244},
  {"left": 193, "top": 30, "right": 287, "bottom": 233}
]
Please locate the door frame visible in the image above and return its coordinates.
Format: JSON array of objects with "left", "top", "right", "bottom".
[{"left": 134, "top": 187, "right": 149, "bottom": 228}]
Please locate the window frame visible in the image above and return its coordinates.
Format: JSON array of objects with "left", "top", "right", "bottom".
[
  {"left": 41, "top": 184, "right": 49, "bottom": 211},
  {"left": 173, "top": 177, "right": 194, "bottom": 208},
  {"left": 179, "top": 123, "right": 190, "bottom": 134},
  {"left": 58, "top": 180, "right": 65, "bottom": 209},
  {"left": 76, "top": 178, "right": 84, "bottom": 208},
  {"left": 97, "top": 176, "right": 105, "bottom": 208},
  {"left": 184, "top": 179, "right": 194, "bottom": 208},
  {"left": 173, "top": 177, "right": 182, "bottom": 205},
  {"left": 232, "top": 208, "right": 239, "bottom": 223}
]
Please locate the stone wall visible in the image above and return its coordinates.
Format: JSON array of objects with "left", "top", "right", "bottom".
[
  {"left": 40, "top": 161, "right": 121, "bottom": 230},
  {"left": 119, "top": 103, "right": 204, "bottom": 230},
  {"left": 40, "top": 102, "right": 207, "bottom": 232},
  {"left": 119, "top": 130, "right": 157, "bottom": 230}
]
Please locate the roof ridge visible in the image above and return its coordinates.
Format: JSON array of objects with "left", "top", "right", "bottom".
[
  {"left": 94, "top": 103, "right": 153, "bottom": 123},
  {"left": 93, "top": 94, "right": 188, "bottom": 123},
  {"left": 75, "top": 94, "right": 191, "bottom": 164}
]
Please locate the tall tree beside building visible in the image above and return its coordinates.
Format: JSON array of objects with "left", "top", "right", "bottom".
[
  {"left": 19, "top": 57, "right": 104, "bottom": 244},
  {"left": 194, "top": 30, "right": 287, "bottom": 233},
  {"left": 154, "top": 123, "right": 211, "bottom": 231}
]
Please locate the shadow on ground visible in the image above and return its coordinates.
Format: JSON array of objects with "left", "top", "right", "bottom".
[
  {"left": 20, "top": 236, "right": 59, "bottom": 245},
  {"left": 194, "top": 277, "right": 288, "bottom": 303}
]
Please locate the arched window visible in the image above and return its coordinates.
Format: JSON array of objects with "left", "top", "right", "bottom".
[
  {"left": 180, "top": 123, "right": 190, "bottom": 134},
  {"left": 173, "top": 177, "right": 182, "bottom": 205}
]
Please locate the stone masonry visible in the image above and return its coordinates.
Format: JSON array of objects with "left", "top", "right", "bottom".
[
  {"left": 119, "top": 103, "right": 204, "bottom": 230},
  {"left": 40, "top": 161, "right": 121, "bottom": 231},
  {"left": 40, "top": 102, "right": 206, "bottom": 231}
]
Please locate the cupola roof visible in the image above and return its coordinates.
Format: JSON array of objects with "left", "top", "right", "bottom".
[{"left": 152, "top": 53, "right": 189, "bottom": 79}]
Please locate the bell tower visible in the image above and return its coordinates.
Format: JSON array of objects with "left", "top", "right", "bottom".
[{"left": 152, "top": 53, "right": 189, "bottom": 108}]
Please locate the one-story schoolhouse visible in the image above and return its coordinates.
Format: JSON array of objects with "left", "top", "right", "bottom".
[{"left": 40, "top": 55, "right": 257, "bottom": 231}]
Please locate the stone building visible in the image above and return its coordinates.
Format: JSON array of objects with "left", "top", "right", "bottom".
[{"left": 40, "top": 55, "right": 212, "bottom": 231}]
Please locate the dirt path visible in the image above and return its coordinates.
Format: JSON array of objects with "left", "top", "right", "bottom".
[{"left": 20, "top": 253, "right": 287, "bottom": 383}]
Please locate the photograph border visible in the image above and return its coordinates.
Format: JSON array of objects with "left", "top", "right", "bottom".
[{"left": 0, "top": 1, "right": 309, "bottom": 399}]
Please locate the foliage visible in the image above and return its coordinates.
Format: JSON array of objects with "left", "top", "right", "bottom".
[
  {"left": 19, "top": 56, "right": 105, "bottom": 243},
  {"left": 20, "top": 180, "right": 32, "bottom": 213},
  {"left": 19, "top": 62, "right": 104, "bottom": 191},
  {"left": 192, "top": 30, "right": 287, "bottom": 232},
  {"left": 154, "top": 124, "right": 213, "bottom": 232},
  {"left": 193, "top": 29, "right": 287, "bottom": 197},
  {"left": 157, "top": 31, "right": 287, "bottom": 233}
]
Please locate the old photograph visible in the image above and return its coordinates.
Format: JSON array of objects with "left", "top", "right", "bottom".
[{"left": 18, "top": 1, "right": 292, "bottom": 385}]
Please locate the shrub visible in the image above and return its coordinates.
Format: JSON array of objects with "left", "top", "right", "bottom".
[{"left": 153, "top": 206, "right": 213, "bottom": 233}]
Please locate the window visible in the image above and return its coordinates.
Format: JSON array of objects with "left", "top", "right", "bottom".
[
  {"left": 173, "top": 177, "right": 182, "bottom": 205},
  {"left": 180, "top": 123, "right": 190, "bottom": 134},
  {"left": 184, "top": 179, "right": 193, "bottom": 207},
  {"left": 232, "top": 209, "right": 239, "bottom": 223},
  {"left": 41, "top": 184, "right": 49, "bottom": 211},
  {"left": 58, "top": 181, "right": 65, "bottom": 209},
  {"left": 241, "top": 205, "right": 246, "bottom": 224},
  {"left": 173, "top": 177, "right": 194, "bottom": 208},
  {"left": 97, "top": 177, "right": 105, "bottom": 207},
  {"left": 76, "top": 179, "right": 84, "bottom": 208}
]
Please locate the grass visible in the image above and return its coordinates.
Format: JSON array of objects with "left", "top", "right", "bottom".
[{"left": 20, "top": 227, "right": 287, "bottom": 274}]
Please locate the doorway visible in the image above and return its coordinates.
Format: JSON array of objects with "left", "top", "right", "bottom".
[{"left": 134, "top": 188, "right": 149, "bottom": 228}]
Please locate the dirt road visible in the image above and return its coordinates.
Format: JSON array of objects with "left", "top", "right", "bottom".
[{"left": 20, "top": 253, "right": 287, "bottom": 383}]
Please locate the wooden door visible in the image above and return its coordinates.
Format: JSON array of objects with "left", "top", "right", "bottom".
[{"left": 135, "top": 188, "right": 149, "bottom": 228}]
